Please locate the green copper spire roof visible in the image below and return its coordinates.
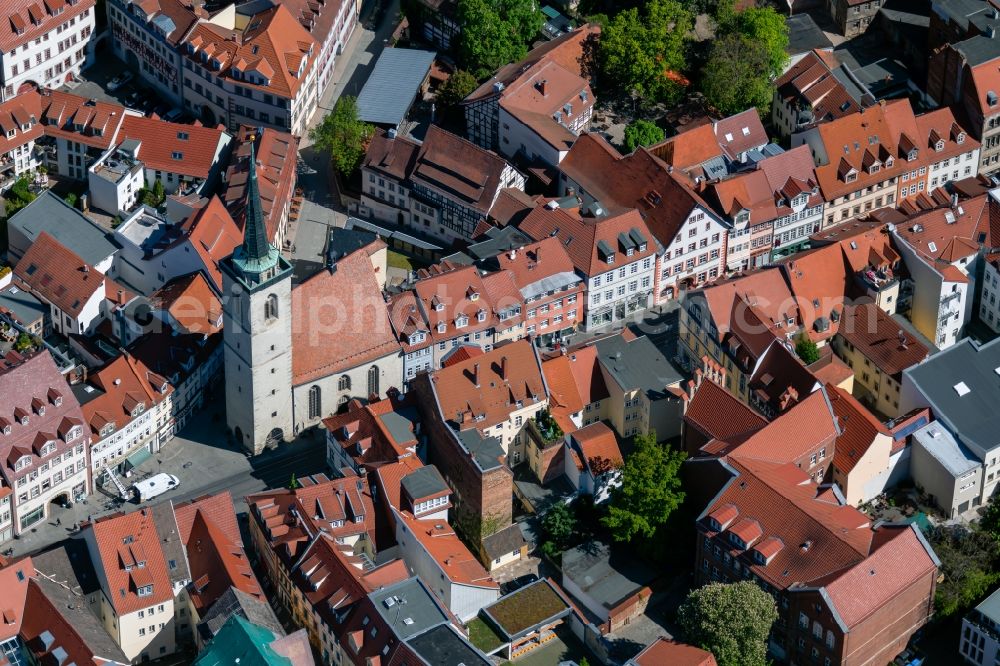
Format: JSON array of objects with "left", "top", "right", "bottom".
[
  {"left": 230, "top": 134, "right": 284, "bottom": 282},
  {"left": 193, "top": 615, "right": 292, "bottom": 666},
  {"left": 242, "top": 139, "right": 271, "bottom": 262}
]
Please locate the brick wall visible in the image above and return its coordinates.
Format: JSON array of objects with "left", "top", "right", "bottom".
[{"left": 413, "top": 374, "right": 514, "bottom": 543}]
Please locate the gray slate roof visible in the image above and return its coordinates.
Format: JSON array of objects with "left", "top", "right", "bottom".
[
  {"left": 356, "top": 48, "right": 436, "bottom": 127},
  {"left": 903, "top": 337, "right": 1000, "bottom": 460},
  {"left": 370, "top": 577, "right": 449, "bottom": 640},
  {"left": 405, "top": 624, "right": 491, "bottom": 665},
  {"left": 912, "top": 421, "right": 980, "bottom": 477},
  {"left": 0, "top": 284, "right": 46, "bottom": 326},
  {"left": 400, "top": 464, "right": 449, "bottom": 501},
  {"left": 8, "top": 191, "right": 119, "bottom": 266},
  {"left": 561, "top": 541, "right": 657, "bottom": 611},
  {"left": 197, "top": 586, "right": 284, "bottom": 642},
  {"left": 456, "top": 429, "right": 506, "bottom": 472},
  {"left": 481, "top": 522, "right": 527, "bottom": 559},
  {"left": 594, "top": 334, "right": 681, "bottom": 400}
]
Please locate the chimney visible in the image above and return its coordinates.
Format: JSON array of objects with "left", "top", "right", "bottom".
[
  {"left": 534, "top": 246, "right": 540, "bottom": 263},
  {"left": 535, "top": 79, "right": 548, "bottom": 96},
  {"left": 500, "top": 356, "right": 508, "bottom": 380},
  {"left": 566, "top": 186, "right": 575, "bottom": 198},
  {"left": 951, "top": 192, "right": 959, "bottom": 208},
  {"left": 898, "top": 329, "right": 907, "bottom": 350},
  {"left": 473, "top": 363, "right": 480, "bottom": 388},
  {"left": 686, "top": 378, "right": 697, "bottom": 400}
]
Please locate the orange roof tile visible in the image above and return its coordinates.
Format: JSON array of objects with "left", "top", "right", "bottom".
[
  {"left": 14, "top": 232, "right": 105, "bottom": 318},
  {"left": 684, "top": 378, "right": 767, "bottom": 443},
  {"left": 430, "top": 339, "right": 545, "bottom": 431},
  {"left": 631, "top": 638, "right": 717, "bottom": 666},
  {"left": 0, "top": 556, "right": 31, "bottom": 642},
  {"left": 837, "top": 303, "right": 929, "bottom": 378},
  {"left": 181, "top": 196, "right": 244, "bottom": 293},
  {"left": 396, "top": 511, "right": 497, "bottom": 589},
  {"left": 120, "top": 115, "right": 228, "bottom": 179},
  {"left": 572, "top": 422, "right": 622, "bottom": 467},
  {"left": 80, "top": 354, "right": 172, "bottom": 438},
  {"left": 149, "top": 272, "right": 223, "bottom": 335},
  {"left": 88, "top": 509, "right": 174, "bottom": 615},
  {"left": 727, "top": 389, "right": 836, "bottom": 464},
  {"left": 828, "top": 385, "right": 890, "bottom": 475},
  {"left": 291, "top": 244, "right": 400, "bottom": 385},
  {"left": 224, "top": 126, "right": 298, "bottom": 244},
  {"left": 0, "top": 0, "right": 94, "bottom": 60}
]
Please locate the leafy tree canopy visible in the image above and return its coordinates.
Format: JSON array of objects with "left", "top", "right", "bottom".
[
  {"left": 437, "top": 69, "right": 479, "bottom": 111},
  {"left": 542, "top": 501, "right": 577, "bottom": 549},
  {"left": 715, "top": 1, "right": 789, "bottom": 78},
  {"left": 623, "top": 119, "right": 665, "bottom": 153},
  {"left": 700, "top": 34, "right": 773, "bottom": 118},
  {"left": 929, "top": 524, "right": 1000, "bottom": 620},
  {"left": 794, "top": 332, "right": 820, "bottom": 365},
  {"left": 598, "top": 0, "right": 693, "bottom": 104},
  {"left": 678, "top": 581, "right": 778, "bottom": 666},
  {"left": 602, "top": 431, "right": 686, "bottom": 541},
  {"left": 456, "top": 0, "right": 543, "bottom": 79},
  {"left": 309, "top": 95, "right": 375, "bottom": 177}
]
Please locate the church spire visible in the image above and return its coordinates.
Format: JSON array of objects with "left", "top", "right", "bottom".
[{"left": 241, "top": 138, "right": 271, "bottom": 262}]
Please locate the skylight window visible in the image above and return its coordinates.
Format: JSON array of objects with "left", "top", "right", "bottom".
[
  {"left": 954, "top": 382, "right": 971, "bottom": 397},
  {"left": 928, "top": 241, "right": 938, "bottom": 253}
]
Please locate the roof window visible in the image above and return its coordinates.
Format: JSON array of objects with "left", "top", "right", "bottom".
[{"left": 954, "top": 382, "right": 971, "bottom": 397}]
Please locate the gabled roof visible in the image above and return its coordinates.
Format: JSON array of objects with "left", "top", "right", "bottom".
[
  {"left": 774, "top": 50, "right": 862, "bottom": 125},
  {"left": 726, "top": 387, "right": 836, "bottom": 464},
  {"left": 684, "top": 378, "right": 767, "bottom": 444},
  {"left": 714, "top": 109, "right": 768, "bottom": 160},
  {"left": 148, "top": 272, "right": 223, "bottom": 335},
  {"left": 291, "top": 243, "right": 400, "bottom": 386},
  {"left": 571, "top": 421, "right": 622, "bottom": 468},
  {"left": 828, "top": 384, "right": 890, "bottom": 475},
  {"left": 7, "top": 189, "right": 119, "bottom": 267},
  {"left": 78, "top": 353, "right": 171, "bottom": 437},
  {"left": 0, "top": 0, "right": 94, "bottom": 53},
  {"left": 87, "top": 508, "right": 174, "bottom": 615},
  {"left": 119, "top": 115, "right": 228, "bottom": 179},
  {"left": 629, "top": 638, "right": 717, "bottom": 666},
  {"left": 429, "top": 339, "right": 545, "bottom": 431},
  {"left": 14, "top": 231, "right": 106, "bottom": 317},
  {"left": 182, "top": 4, "right": 317, "bottom": 99},
  {"left": 396, "top": 510, "right": 497, "bottom": 589},
  {"left": 180, "top": 196, "right": 244, "bottom": 293},
  {"left": 892, "top": 192, "right": 995, "bottom": 267},
  {"left": 518, "top": 203, "right": 657, "bottom": 277},
  {"left": 838, "top": 303, "right": 929, "bottom": 378},
  {"left": 558, "top": 133, "right": 722, "bottom": 251}
]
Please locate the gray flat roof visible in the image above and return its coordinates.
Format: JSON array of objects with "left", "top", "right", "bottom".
[
  {"left": 400, "top": 464, "right": 449, "bottom": 500},
  {"left": 561, "top": 541, "right": 657, "bottom": 611},
  {"left": 370, "top": 577, "right": 449, "bottom": 640},
  {"left": 594, "top": 334, "right": 681, "bottom": 399},
  {"left": 9, "top": 191, "right": 120, "bottom": 266},
  {"left": 456, "top": 429, "right": 506, "bottom": 472},
  {"left": 356, "top": 48, "right": 436, "bottom": 127},
  {"left": 467, "top": 226, "right": 534, "bottom": 262},
  {"left": 0, "top": 284, "right": 46, "bottom": 326},
  {"left": 377, "top": 405, "right": 419, "bottom": 445},
  {"left": 912, "top": 421, "right": 980, "bottom": 477},
  {"left": 904, "top": 337, "right": 1000, "bottom": 459},
  {"left": 405, "top": 624, "right": 491, "bottom": 665},
  {"left": 785, "top": 14, "right": 832, "bottom": 55}
]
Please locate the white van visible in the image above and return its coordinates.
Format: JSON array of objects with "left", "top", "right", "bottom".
[{"left": 132, "top": 473, "right": 179, "bottom": 502}]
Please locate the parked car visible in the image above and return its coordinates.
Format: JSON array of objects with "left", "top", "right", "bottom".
[
  {"left": 162, "top": 108, "right": 185, "bottom": 123},
  {"left": 107, "top": 71, "right": 133, "bottom": 92},
  {"left": 500, "top": 573, "right": 538, "bottom": 595}
]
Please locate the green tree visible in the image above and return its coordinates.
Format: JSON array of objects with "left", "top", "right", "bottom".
[
  {"left": 4, "top": 177, "right": 35, "bottom": 217},
  {"left": 598, "top": 0, "right": 693, "bottom": 104},
  {"left": 542, "top": 501, "right": 577, "bottom": 549},
  {"left": 602, "top": 431, "right": 686, "bottom": 541},
  {"left": 795, "top": 333, "right": 820, "bottom": 365},
  {"left": 927, "top": 524, "right": 1000, "bottom": 619},
  {"left": 14, "top": 332, "right": 33, "bottom": 352},
  {"left": 623, "top": 119, "right": 665, "bottom": 153},
  {"left": 700, "top": 34, "right": 773, "bottom": 117},
  {"left": 457, "top": 0, "right": 543, "bottom": 79},
  {"left": 309, "top": 96, "right": 375, "bottom": 177},
  {"left": 678, "top": 581, "right": 778, "bottom": 666},
  {"left": 437, "top": 69, "right": 479, "bottom": 111},
  {"left": 64, "top": 192, "right": 78, "bottom": 208},
  {"left": 289, "top": 473, "right": 300, "bottom": 490},
  {"left": 715, "top": 3, "right": 789, "bottom": 78}
]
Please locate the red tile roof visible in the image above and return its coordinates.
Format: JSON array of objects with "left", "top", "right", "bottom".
[
  {"left": 404, "top": 262, "right": 502, "bottom": 345},
  {"left": 631, "top": 638, "right": 717, "bottom": 666},
  {"left": 498, "top": 58, "right": 594, "bottom": 151},
  {"left": 0, "top": 0, "right": 95, "bottom": 58},
  {"left": 837, "top": 303, "right": 929, "bottom": 378},
  {"left": 652, "top": 122, "right": 722, "bottom": 170},
  {"left": 322, "top": 396, "right": 419, "bottom": 472},
  {"left": 558, "top": 133, "right": 716, "bottom": 252},
  {"left": 182, "top": 5, "right": 317, "bottom": 99},
  {"left": 291, "top": 243, "right": 401, "bottom": 385},
  {"left": 774, "top": 51, "right": 862, "bottom": 126},
  {"left": 429, "top": 339, "right": 545, "bottom": 431},
  {"left": 713, "top": 109, "right": 768, "bottom": 160},
  {"left": 396, "top": 511, "right": 497, "bottom": 589},
  {"left": 821, "top": 524, "right": 937, "bottom": 628},
  {"left": 14, "top": 231, "right": 105, "bottom": 318},
  {"left": 684, "top": 378, "right": 767, "bottom": 443},
  {"left": 0, "top": 556, "right": 31, "bottom": 642},
  {"left": 173, "top": 492, "right": 262, "bottom": 612},
  {"left": 0, "top": 93, "right": 43, "bottom": 157},
  {"left": 893, "top": 193, "right": 995, "bottom": 266},
  {"left": 0, "top": 351, "right": 86, "bottom": 481},
  {"left": 828, "top": 384, "right": 890, "bottom": 475},
  {"left": 519, "top": 205, "right": 657, "bottom": 277},
  {"left": 87, "top": 508, "right": 174, "bottom": 615},
  {"left": 120, "top": 115, "right": 228, "bottom": 179},
  {"left": 727, "top": 388, "right": 835, "bottom": 464},
  {"left": 179, "top": 196, "right": 244, "bottom": 293},
  {"left": 572, "top": 422, "right": 622, "bottom": 467},
  {"left": 495, "top": 236, "right": 579, "bottom": 294},
  {"left": 38, "top": 89, "right": 126, "bottom": 150},
  {"left": 693, "top": 267, "right": 798, "bottom": 345},
  {"left": 80, "top": 353, "right": 172, "bottom": 438},
  {"left": 148, "top": 272, "right": 223, "bottom": 335}
]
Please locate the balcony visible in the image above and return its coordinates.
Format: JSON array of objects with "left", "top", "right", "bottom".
[{"left": 857, "top": 265, "right": 898, "bottom": 292}]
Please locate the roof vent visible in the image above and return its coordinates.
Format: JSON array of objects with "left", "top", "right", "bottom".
[
  {"left": 383, "top": 597, "right": 396, "bottom": 608},
  {"left": 954, "top": 382, "right": 971, "bottom": 397},
  {"left": 994, "top": 367, "right": 1000, "bottom": 376}
]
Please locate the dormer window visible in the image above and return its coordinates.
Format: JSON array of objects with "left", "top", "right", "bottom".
[
  {"left": 468, "top": 290, "right": 479, "bottom": 301},
  {"left": 638, "top": 242, "right": 647, "bottom": 252},
  {"left": 455, "top": 314, "right": 468, "bottom": 329},
  {"left": 907, "top": 149, "right": 918, "bottom": 161},
  {"left": 958, "top": 132, "right": 966, "bottom": 144},
  {"left": 436, "top": 322, "right": 446, "bottom": 333},
  {"left": 14, "top": 455, "right": 31, "bottom": 471},
  {"left": 1, "top": 424, "right": 10, "bottom": 436},
  {"left": 729, "top": 533, "right": 746, "bottom": 549},
  {"left": 40, "top": 441, "right": 56, "bottom": 457},
  {"left": 935, "top": 140, "right": 944, "bottom": 152},
  {"left": 707, "top": 517, "right": 721, "bottom": 531},
  {"left": 434, "top": 302, "right": 444, "bottom": 312},
  {"left": 131, "top": 403, "right": 145, "bottom": 417},
  {"left": 885, "top": 156, "right": 894, "bottom": 168},
  {"left": 5, "top": 129, "right": 14, "bottom": 139},
  {"left": 844, "top": 170, "right": 857, "bottom": 183},
  {"left": 606, "top": 253, "right": 615, "bottom": 265},
  {"left": 100, "top": 424, "right": 115, "bottom": 437},
  {"left": 626, "top": 247, "right": 634, "bottom": 257},
  {"left": 868, "top": 163, "right": 879, "bottom": 174},
  {"left": 137, "top": 584, "right": 153, "bottom": 597},
  {"left": 477, "top": 310, "right": 486, "bottom": 322}
]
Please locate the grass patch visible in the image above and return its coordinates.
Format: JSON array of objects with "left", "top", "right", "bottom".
[
  {"left": 467, "top": 617, "right": 505, "bottom": 654},
  {"left": 387, "top": 250, "right": 415, "bottom": 271}
]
